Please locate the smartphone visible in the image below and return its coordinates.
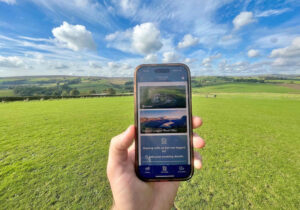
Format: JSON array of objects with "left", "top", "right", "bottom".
[{"left": 134, "top": 63, "right": 193, "bottom": 181}]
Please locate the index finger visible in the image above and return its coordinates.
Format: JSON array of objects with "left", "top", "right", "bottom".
[{"left": 192, "top": 116, "right": 203, "bottom": 129}]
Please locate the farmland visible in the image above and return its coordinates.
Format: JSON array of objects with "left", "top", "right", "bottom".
[
  {"left": 193, "top": 82, "right": 300, "bottom": 94},
  {"left": 0, "top": 76, "right": 132, "bottom": 97},
  {"left": 1, "top": 80, "right": 300, "bottom": 209},
  {"left": 0, "top": 75, "right": 299, "bottom": 98}
]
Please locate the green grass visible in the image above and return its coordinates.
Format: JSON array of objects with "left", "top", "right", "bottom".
[
  {"left": 177, "top": 96, "right": 300, "bottom": 209},
  {"left": 1, "top": 76, "right": 299, "bottom": 97},
  {"left": 1, "top": 95, "right": 299, "bottom": 209},
  {"left": 69, "top": 80, "right": 116, "bottom": 94},
  {"left": 194, "top": 83, "right": 300, "bottom": 94},
  {"left": 265, "top": 80, "right": 300, "bottom": 84},
  {"left": 0, "top": 76, "right": 131, "bottom": 96},
  {"left": 0, "top": 89, "right": 14, "bottom": 97},
  {"left": 0, "top": 97, "right": 131, "bottom": 209}
]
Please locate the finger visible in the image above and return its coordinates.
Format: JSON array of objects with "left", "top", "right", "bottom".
[
  {"left": 109, "top": 125, "right": 135, "bottom": 161},
  {"left": 193, "top": 132, "right": 205, "bottom": 149},
  {"left": 194, "top": 151, "right": 202, "bottom": 169},
  {"left": 192, "top": 116, "right": 203, "bottom": 129}
]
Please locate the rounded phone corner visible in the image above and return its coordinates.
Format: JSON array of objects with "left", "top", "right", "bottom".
[
  {"left": 179, "top": 63, "right": 191, "bottom": 78},
  {"left": 182, "top": 167, "right": 194, "bottom": 181},
  {"left": 134, "top": 165, "right": 150, "bottom": 182},
  {"left": 134, "top": 64, "right": 147, "bottom": 75}
]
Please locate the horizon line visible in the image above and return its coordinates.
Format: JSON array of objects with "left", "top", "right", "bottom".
[{"left": 1, "top": 74, "right": 300, "bottom": 79}]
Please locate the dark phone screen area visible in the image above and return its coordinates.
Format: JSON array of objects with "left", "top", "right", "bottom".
[{"left": 137, "top": 65, "right": 191, "bottom": 179}]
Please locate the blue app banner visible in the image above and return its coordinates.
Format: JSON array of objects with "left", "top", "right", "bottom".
[{"left": 140, "top": 135, "right": 188, "bottom": 165}]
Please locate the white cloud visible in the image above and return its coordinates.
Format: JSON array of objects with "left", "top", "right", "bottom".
[
  {"left": 218, "top": 34, "right": 241, "bottom": 47},
  {"left": 194, "top": 20, "right": 229, "bottom": 48},
  {"left": 187, "top": 49, "right": 205, "bottom": 60},
  {"left": 270, "top": 37, "right": 300, "bottom": 67},
  {"left": 106, "top": 22, "right": 162, "bottom": 55},
  {"left": 184, "top": 58, "right": 196, "bottom": 64},
  {"left": 178, "top": 34, "right": 199, "bottom": 49},
  {"left": 202, "top": 53, "right": 221, "bottom": 67},
  {"left": 52, "top": 21, "right": 96, "bottom": 51},
  {"left": 104, "top": 60, "right": 136, "bottom": 77},
  {"left": 89, "top": 61, "right": 102, "bottom": 69},
  {"left": 127, "top": 0, "right": 235, "bottom": 50},
  {"left": 133, "top": 0, "right": 228, "bottom": 32},
  {"left": 112, "top": 0, "right": 140, "bottom": 17},
  {"left": 105, "top": 29, "right": 133, "bottom": 53},
  {"left": 162, "top": 51, "right": 180, "bottom": 63},
  {"left": 233, "top": 11, "right": 255, "bottom": 30},
  {"left": 216, "top": 59, "right": 273, "bottom": 75},
  {"left": 232, "top": 8, "right": 289, "bottom": 32},
  {"left": 25, "top": 52, "right": 44, "bottom": 60},
  {"left": 54, "top": 63, "right": 69, "bottom": 69},
  {"left": 0, "top": 56, "right": 23, "bottom": 68},
  {"left": 1, "top": 1, "right": 299, "bottom": 76},
  {"left": 0, "top": 0, "right": 16, "bottom": 4},
  {"left": 256, "top": 8, "right": 290, "bottom": 17},
  {"left": 132, "top": 22, "right": 162, "bottom": 55},
  {"left": 122, "top": 63, "right": 132, "bottom": 70},
  {"left": 144, "top": 54, "right": 158, "bottom": 63},
  {"left": 254, "top": 33, "right": 298, "bottom": 49},
  {"left": 107, "top": 61, "right": 119, "bottom": 69},
  {"left": 202, "top": 57, "right": 211, "bottom": 67},
  {"left": 0, "top": 34, "right": 110, "bottom": 76},
  {"left": 229, "top": 61, "right": 253, "bottom": 73},
  {"left": 28, "top": 0, "right": 114, "bottom": 28},
  {"left": 105, "top": 31, "right": 122, "bottom": 41},
  {"left": 18, "top": 36, "right": 51, "bottom": 42},
  {"left": 158, "top": 37, "right": 176, "bottom": 54},
  {"left": 270, "top": 37, "right": 300, "bottom": 58},
  {"left": 247, "top": 49, "right": 259, "bottom": 57}
]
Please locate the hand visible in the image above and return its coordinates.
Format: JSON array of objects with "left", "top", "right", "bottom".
[{"left": 107, "top": 116, "right": 205, "bottom": 210}]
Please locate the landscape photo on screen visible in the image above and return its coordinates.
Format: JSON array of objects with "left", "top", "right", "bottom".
[
  {"left": 140, "top": 110, "right": 187, "bottom": 133},
  {"left": 140, "top": 86, "right": 186, "bottom": 109}
]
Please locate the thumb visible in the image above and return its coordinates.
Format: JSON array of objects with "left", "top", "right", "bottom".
[{"left": 109, "top": 125, "right": 135, "bottom": 162}]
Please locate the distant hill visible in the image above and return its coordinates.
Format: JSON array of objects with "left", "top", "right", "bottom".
[{"left": 0, "top": 75, "right": 299, "bottom": 97}]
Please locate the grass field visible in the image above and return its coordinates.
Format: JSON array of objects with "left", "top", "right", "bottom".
[
  {"left": 0, "top": 76, "right": 131, "bottom": 96},
  {"left": 68, "top": 80, "right": 119, "bottom": 94},
  {"left": 0, "top": 89, "right": 14, "bottom": 97},
  {"left": 193, "top": 83, "right": 300, "bottom": 94},
  {"left": 1, "top": 76, "right": 299, "bottom": 97},
  {"left": 1, "top": 88, "right": 299, "bottom": 209}
]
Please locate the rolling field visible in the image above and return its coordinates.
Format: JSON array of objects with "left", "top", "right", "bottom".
[
  {"left": 0, "top": 89, "right": 14, "bottom": 97},
  {"left": 0, "top": 76, "right": 131, "bottom": 96},
  {"left": 193, "top": 83, "right": 300, "bottom": 94},
  {"left": 1, "top": 91, "right": 300, "bottom": 208}
]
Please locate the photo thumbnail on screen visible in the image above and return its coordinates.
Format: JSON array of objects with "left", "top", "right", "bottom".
[
  {"left": 140, "top": 86, "right": 186, "bottom": 109},
  {"left": 140, "top": 110, "right": 187, "bottom": 134}
]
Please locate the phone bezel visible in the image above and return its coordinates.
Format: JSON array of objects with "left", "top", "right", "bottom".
[{"left": 134, "top": 63, "right": 194, "bottom": 182}]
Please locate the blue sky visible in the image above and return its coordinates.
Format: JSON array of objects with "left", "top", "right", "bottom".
[{"left": 0, "top": 0, "right": 299, "bottom": 77}]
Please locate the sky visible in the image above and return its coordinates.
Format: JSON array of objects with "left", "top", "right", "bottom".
[{"left": 0, "top": 0, "right": 299, "bottom": 77}]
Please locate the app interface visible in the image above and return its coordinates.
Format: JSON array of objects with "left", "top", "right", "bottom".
[{"left": 138, "top": 77, "right": 191, "bottom": 178}]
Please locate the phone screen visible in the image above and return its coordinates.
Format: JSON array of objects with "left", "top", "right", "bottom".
[{"left": 136, "top": 65, "right": 192, "bottom": 180}]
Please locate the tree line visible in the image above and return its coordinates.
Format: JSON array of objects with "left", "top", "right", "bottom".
[
  {"left": 13, "top": 84, "right": 80, "bottom": 96},
  {"left": 191, "top": 77, "right": 265, "bottom": 88}
]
